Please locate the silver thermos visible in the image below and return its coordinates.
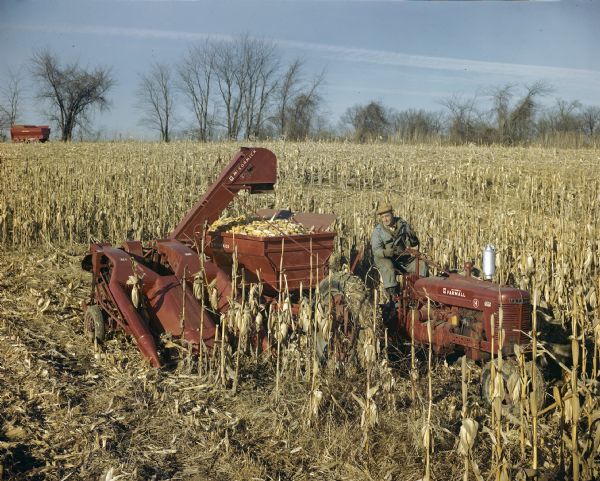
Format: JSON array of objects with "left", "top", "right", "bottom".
[{"left": 482, "top": 244, "right": 496, "bottom": 280}]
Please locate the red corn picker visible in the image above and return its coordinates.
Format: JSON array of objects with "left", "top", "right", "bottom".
[
  {"left": 82, "top": 147, "right": 337, "bottom": 367},
  {"left": 10, "top": 125, "right": 51, "bottom": 142}
]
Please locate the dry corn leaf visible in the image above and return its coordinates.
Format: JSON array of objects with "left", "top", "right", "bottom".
[{"left": 458, "top": 418, "right": 479, "bottom": 455}]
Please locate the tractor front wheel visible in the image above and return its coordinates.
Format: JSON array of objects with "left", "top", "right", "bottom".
[
  {"left": 481, "top": 359, "right": 545, "bottom": 413},
  {"left": 84, "top": 305, "right": 106, "bottom": 344}
]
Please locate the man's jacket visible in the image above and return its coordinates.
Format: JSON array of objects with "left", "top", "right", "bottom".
[{"left": 371, "top": 217, "right": 420, "bottom": 259}]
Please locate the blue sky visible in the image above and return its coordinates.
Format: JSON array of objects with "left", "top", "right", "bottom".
[{"left": 1, "top": 0, "right": 599, "bottom": 139}]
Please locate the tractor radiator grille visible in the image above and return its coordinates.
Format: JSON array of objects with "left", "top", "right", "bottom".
[{"left": 494, "top": 302, "right": 531, "bottom": 346}]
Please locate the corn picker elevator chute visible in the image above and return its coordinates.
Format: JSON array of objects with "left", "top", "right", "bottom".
[{"left": 81, "top": 147, "right": 336, "bottom": 367}]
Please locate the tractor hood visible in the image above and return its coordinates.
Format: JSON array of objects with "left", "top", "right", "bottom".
[{"left": 414, "top": 273, "right": 530, "bottom": 311}]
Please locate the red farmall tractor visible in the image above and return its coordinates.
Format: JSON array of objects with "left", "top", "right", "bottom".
[
  {"left": 379, "top": 248, "right": 544, "bottom": 404},
  {"left": 82, "top": 147, "right": 541, "bottom": 402}
]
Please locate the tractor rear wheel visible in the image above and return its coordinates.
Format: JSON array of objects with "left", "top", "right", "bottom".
[
  {"left": 84, "top": 305, "right": 106, "bottom": 344},
  {"left": 481, "top": 359, "right": 545, "bottom": 413},
  {"left": 318, "top": 272, "right": 372, "bottom": 362}
]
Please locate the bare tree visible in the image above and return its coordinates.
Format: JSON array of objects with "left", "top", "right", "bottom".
[
  {"left": 213, "top": 38, "right": 247, "bottom": 140},
  {"left": 440, "top": 94, "right": 482, "bottom": 143},
  {"left": 488, "top": 84, "right": 515, "bottom": 143},
  {"left": 580, "top": 105, "right": 600, "bottom": 137},
  {"left": 552, "top": 98, "right": 582, "bottom": 133},
  {"left": 0, "top": 69, "right": 23, "bottom": 140},
  {"left": 285, "top": 72, "right": 324, "bottom": 140},
  {"left": 31, "top": 50, "right": 114, "bottom": 141},
  {"left": 507, "top": 81, "right": 550, "bottom": 143},
  {"left": 239, "top": 37, "right": 279, "bottom": 139},
  {"left": 391, "top": 109, "right": 444, "bottom": 142},
  {"left": 342, "top": 101, "right": 391, "bottom": 142},
  {"left": 212, "top": 35, "right": 290, "bottom": 140},
  {"left": 136, "top": 62, "right": 177, "bottom": 142},
  {"left": 179, "top": 41, "right": 216, "bottom": 141},
  {"left": 274, "top": 59, "right": 303, "bottom": 137},
  {"left": 484, "top": 82, "right": 551, "bottom": 144}
]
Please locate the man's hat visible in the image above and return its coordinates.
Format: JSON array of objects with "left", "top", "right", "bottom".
[{"left": 376, "top": 204, "right": 393, "bottom": 215}]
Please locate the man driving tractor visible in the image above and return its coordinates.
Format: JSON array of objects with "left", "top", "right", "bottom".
[{"left": 371, "top": 203, "right": 427, "bottom": 301}]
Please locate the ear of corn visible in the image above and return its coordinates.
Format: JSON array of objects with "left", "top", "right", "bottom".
[{"left": 210, "top": 216, "right": 308, "bottom": 236}]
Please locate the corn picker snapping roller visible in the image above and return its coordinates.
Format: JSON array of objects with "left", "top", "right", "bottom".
[{"left": 82, "top": 147, "right": 542, "bottom": 402}]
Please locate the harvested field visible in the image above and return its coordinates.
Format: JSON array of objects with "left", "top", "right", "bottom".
[{"left": 0, "top": 141, "right": 599, "bottom": 480}]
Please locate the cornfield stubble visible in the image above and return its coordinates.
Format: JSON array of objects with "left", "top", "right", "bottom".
[{"left": 0, "top": 141, "right": 599, "bottom": 480}]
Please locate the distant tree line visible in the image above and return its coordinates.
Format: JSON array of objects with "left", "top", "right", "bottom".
[
  {"left": 341, "top": 82, "right": 600, "bottom": 147},
  {"left": 0, "top": 39, "right": 599, "bottom": 147}
]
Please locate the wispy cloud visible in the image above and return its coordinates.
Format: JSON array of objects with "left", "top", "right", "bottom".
[
  {"left": 3, "top": 24, "right": 231, "bottom": 43},
  {"left": 110, "top": 0, "right": 561, "bottom": 2},
  {"left": 279, "top": 39, "right": 600, "bottom": 82},
  {"left": 5, "top": 23, "right": 599, "bottom": 83},
  {"left": 331, "top": 84, "right": 450, "bottom": 98}
]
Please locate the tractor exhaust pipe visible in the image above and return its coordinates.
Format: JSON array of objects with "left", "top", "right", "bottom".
[{"left": 482, "top": 244, "right": 496, "bottom": 280}]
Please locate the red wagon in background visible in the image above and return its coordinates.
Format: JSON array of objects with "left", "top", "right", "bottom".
[{"left": 10, "top": 125, "right": 51, "bottom": 142}]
